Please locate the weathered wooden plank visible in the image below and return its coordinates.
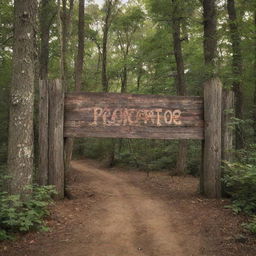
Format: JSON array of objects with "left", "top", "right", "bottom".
[
  {"left": 203, "top": 78, "right": 222, "bottom": 198},
  {"left": 64, "top": 92, "right": 204, "bottom": 140},
  {"left": 66, "top": 92, "right": 203, "bottom": 101},
  {"left": 64, "top": 126, "right": 204, "bottom": 140},
  {"left": 38, "top": 80, "right": 49, "bottom": 186},
  {"left": 222, "top": 89, "right": 234, "bottom": 162},
  {"left": 48, "top": 80, "right": 64, "bottom": 199}
]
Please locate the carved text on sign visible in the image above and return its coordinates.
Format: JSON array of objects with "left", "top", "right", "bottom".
[{"left": 90, "top": 107, "right": 182, "bottom": 127}]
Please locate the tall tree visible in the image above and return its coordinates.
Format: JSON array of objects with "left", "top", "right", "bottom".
[
  {"left": 8, "top": 0, "right": 37, "bottom": 196},
  {"left": 102, "top": 0, "right": 119, "bottom": 92},
  {"left": 171, "top": 0, "right": 187, "bottom": 175},
  {"left": 112, "top": 5, "right": 144, "bottom": 93},
  {"left": 74, "top": 0, "right": 85, "bottom": 91},
  {"left": 64, "top": 0, "right": 85, "bottom": 172},
  {"left": 203, "top": 0, "right": 217, "bottom": 68},
  {"left": 253, "top": 8, "right": 256, "bottom": 142},
  {"left": 39, "top": 0, "right": 55, "bottom": 80},
  {"left": 59, "top": 0, "right": 74, "bottom": 88},
  {"left": 227, "top": 0, "right": 244, "bottom": 149}
]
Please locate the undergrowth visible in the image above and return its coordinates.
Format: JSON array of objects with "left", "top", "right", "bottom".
[
  {"left": 223, "top": 144, "right": 256, "bottom": 234},
  {"left": 0, "top": 171, "right": 56, "bottom": 241}
]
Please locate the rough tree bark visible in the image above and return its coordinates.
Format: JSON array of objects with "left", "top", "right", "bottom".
[
  {"left": 172, "top": 0, "right": 187, "bottom": 175},
  {"left": 119, "top": 40, "right": 130, "bottom": 93},
  {"left": 64, "top": 0, "right": 85, "bottom": 173},
  {"left": 59, "top": 0, "right": 74, "bottom": 89},
  {"left": 39, "top": 0, "right": 55, "bottom": 80},
  {"left": 102, "top": 0, "right": 118, "bottom": 92},
  {"left": 8, "top": 0, "right": 37, "bottom": 196},
  {"left": 203, "top": 0, "right": 217, "bottom": 67},
  {"left": 74, "top": 0, "right": 85, "bottom": 92},
  {"left": 253, "top": 9, "right": 256, "bottom": 142},
  {"left": 227, "top": 0, "right": 244, "bottom": 149}
]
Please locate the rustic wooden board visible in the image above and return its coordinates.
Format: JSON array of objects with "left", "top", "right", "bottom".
[
  {"left": 48, "top": 80, "right": 64, "bottom": 199},
  {"left": 64, "top": 92, "right": 204, "bottom": 140},
  {"left": 38, "top": 80, "right": 49, "bottom": 186},
  {"left": 203, "top": 78, "right": 222, "bottom": 198}
]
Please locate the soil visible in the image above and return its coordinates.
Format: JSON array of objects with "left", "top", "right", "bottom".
[{"left": 1, "top": 159, "right": 256, "bottom": 256}]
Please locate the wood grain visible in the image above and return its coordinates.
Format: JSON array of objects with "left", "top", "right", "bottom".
[
  {"left": 48, "top": 80, "right": 64, "bottom": 199},
  {"left": 203, "top": 78, "right": 222, "bottom": 198},
  {"left": 64, "top": 92, "right": 204, "bottom": 140},
  {"left": 38, "top": 80, "right": 49, "bottom": 186},
  {"left": 222, "top": 89, "right": 234, "bottom": 162}
]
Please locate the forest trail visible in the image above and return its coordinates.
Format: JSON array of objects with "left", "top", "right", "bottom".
[
  {"left": 66, "top": 161, "right": 198, "bottom": 256},
  {"left": 1, "top": 160, "right": 256, "bottom": 256}
]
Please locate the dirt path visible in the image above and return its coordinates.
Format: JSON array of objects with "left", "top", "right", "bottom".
[
  {"left": 1, "top": 160, "right": 256, "bottom": 256},
  {"left": 69, "top": 161, "right": 199, "bottom": 256}
]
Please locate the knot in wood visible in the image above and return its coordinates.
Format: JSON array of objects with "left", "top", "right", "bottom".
[{"left": 21, "top": 11, "right": 29, "bottom": 21}]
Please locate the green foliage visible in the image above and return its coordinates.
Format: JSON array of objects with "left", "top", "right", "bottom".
[
  {"left": 0, "top": 183, "right": 56, "bottom": 240},
  {"left": 223, "top": 145, "right": 256, "bottom": 233},
  {"left": 74, "top": 138, "right": 201, "bottom": 175},
  {"left": 242, "top": 216, "right": 256, "bottom": 234},
  {"left": 223, "top": 161, "right": 256, "bottom": 214}
]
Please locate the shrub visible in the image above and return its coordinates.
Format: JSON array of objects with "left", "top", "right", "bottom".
[
  {"left": 242, "top": 216, "right": 256, "bottom": 234},
  {"left": 223, "top": 145, "right": 256, "bottom": 234},
  {"left": 223, "top": 161, "right": 256, "bottom": 214},
  {"left": 0, "top": 185, "right": 56, "bottom": 240}
]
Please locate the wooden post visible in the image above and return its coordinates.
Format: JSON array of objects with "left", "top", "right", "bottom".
[
  {"left": 203, "top": 77, "right": 222, "bottom": 198},
  {"left": 48, "top": 79, "right": 65, "bottom": 199},
  {"left": 38, "top": 80, "right": 49, "bottom": 185},
  {"left": 222, "top": 89, "right": 234, "bottom": 162}
]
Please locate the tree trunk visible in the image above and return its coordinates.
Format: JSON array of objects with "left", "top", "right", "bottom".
[
  {"left": 59, "top": 0, "right": 74, "bottom": 89},
  {"left": 8, "top": 0, "right": 37, "bottom": 196},
  {"left": 102, "top": 0, "right": 118, "bottom": 92},
  {"left": 102, "top": 1, "right": 111, "bottom": 92},
  {"left": 102, "top": 27, "right": 109, "bottom": 92},
  {"left": 172, "top": 0, "right": 187, "bottom": 175},
  {"left": 203, "top": 0, "right": 217, "bottom": 67},
  {"left": 121, "top": 65, "right": 128, "bottom": 93},
  {"left": 74, "top": 0, "right": 85, "bottom": 91},
  {"left": 137, "top": 65, "right": 142, "bottom": 92},
  {"left": 227, "top": 0, "right": 244, "bottom": 149},
  {"left": 253, "top": 9, "right": 256, "bottom": 142},
  {"left": 38, "top": 80, "right": 49, "bottom": 186},
  {"left": 39, "top": 0, "right": 55, "bottom": 80},
  {"left": 60, "top": 0, "right": 67, "bottom": 87},
  {"left": 64, "top": 0, "right": 85, "bottom": 173}
]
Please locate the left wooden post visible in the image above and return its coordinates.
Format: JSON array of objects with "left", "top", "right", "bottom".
[
  {"left": 48, "top": 80, "right": 65, "bottom": 199},
  {"left": 39, "top": 79, "right": 64, "bottom": 199},
  {"left": 39, "top": 80, "right": 49, "bottom": 186}
]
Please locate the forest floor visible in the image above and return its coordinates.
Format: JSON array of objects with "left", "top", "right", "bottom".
[{"left": 1, "top": 159, "right": 256, "bottom": 256}]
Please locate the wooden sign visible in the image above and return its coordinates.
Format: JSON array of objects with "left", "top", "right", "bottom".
[{"left": 64, "top": 92, "right": 204, "bottom": 140}]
